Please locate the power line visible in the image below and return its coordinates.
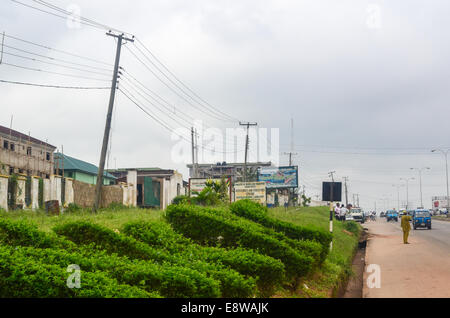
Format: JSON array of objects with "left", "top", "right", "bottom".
[
  {"left": 1, "top": 62, "right": 112, "bottom": 82},
  {"left": 0, "top": 79, "right": 109, "bottom": 89},
  {"left": 2, "top": 50, "right": 112, "bottom": 76},
  {"left": 2, "top": 32, "right": 113, "bottom": 67}
]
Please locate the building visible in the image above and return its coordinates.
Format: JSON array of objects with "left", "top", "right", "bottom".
[
  {"left": 54, "top": 153, "right": 116, "bottom": 185},
  {"left": 107, "top": 168, "right": 184, "bottom": 210},
  {"left": 187, "top": 162, "right": 272, "bottom": 183},
  {"left": 0, "top": 125, "right": 56, "bottom": 177}
]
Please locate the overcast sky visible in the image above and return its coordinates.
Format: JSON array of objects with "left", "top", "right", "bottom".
[{"left": 1, "top": 0, "right": 450, "bottom": 210}]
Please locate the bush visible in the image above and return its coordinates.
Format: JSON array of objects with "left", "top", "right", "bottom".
[
  {"left": 343, "top": 221, "right": 360, "bottom": 235},
  {"left": 172, "top": 195, "right": 189, "bottom": 205},
  {"left": 166, "top": 204, "right": 314, "bottom": 280},
  {"left": 0, "top": 245, "right": 155, "bottom": 298},
  {"left": 65, "top": 203, "right": 82, "bottom": 213},
  {"left": 0, "top": 219, "right": 75, "bottom": 250},
  {"left": 123, "top": 221, "right": 285, "bottom": 296},
  {"left": 54, "top": 221, "right": 256, "bottom": 298},
  {"left": 230, "top": 200, "right": 332, "bottom": 262}
]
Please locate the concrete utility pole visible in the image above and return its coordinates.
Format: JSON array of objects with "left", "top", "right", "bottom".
[
  {"left": 400, "top": 177, "right": 415, "bottom": 210},
  {"left": 195, "top": 128, "right": 199, "bottom": 178},
  {"left": 239, "top": 122, "right": 257, "bottom": 183},
  {"left": 410, "top": 167, "right": 431, "bottom": 209},
  {"left": 432, "top": 149, "right": 450, "bottom": 214},
  {"left": 328, "top": 171, "right": 336, "bottom": 252},
  {"left": 94, "top": 32, "right": 134, "bottom": 212},
  {"left": 393, "top": 184, "right": 404, "bottom": 211},
  {"left": 191, "top": 127, "right": 196, "bottom": 178},
  {"left": 343, "top": 177, "right": 349, "bottom": 207}
]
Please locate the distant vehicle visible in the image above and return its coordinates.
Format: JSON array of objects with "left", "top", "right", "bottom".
[
  {"left": 345, "top": 214, "right": 354, "bottom": 221},
  {"left": 380, "top": 211, "right": 385, "bottom": 217},
  {"left": 349, "top": 208, "right": 365, "bottom": 223},
  {"left": 413, "top": 209, "right": 432, "bottom": 230},
  {"left": 386, "top": 210, "right": 398, "bottom": 222}
]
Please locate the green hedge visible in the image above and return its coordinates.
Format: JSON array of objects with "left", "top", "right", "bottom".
[
  {"left": 166, "top": 204, "right": 314, "bottom": 280},
  {"left": 122, "top": 221, "right": 285, "bottom": 296},
  {"left": 12, "top": 245, "right": 220, "bottom": 298},
  {"left": 0, "top": 245, "right": 155, "bottom": 298},
  {"left": 54, "top": 221, "right": 255, "bottom": 298},
  {"left": 230, "top": 200, "right": 332, "bottom": 261}
]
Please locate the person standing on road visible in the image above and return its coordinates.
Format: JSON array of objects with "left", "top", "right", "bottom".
[
  {"left": 335, "top": 203, "right": 341, "bottom": 220},
  {"left": 401, "top": 213, "right": 412, "bottom": 244},
  {"left": 340, "top": 205, "right": 348, "bottom": 221}
]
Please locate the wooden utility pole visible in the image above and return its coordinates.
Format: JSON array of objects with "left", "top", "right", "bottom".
[
  {"left": 239, "top": 122, "right": 257, "bottom": 182},
  {"left": 343, "top": 176, "right": 349, "bottom": 207},
  {"left": 93, "top": 32, "right": 134, "bottom": 212}
]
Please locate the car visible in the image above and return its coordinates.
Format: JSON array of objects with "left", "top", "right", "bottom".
[
  {"left": 413, "top": 209, "right": 432, "bottom": 230},
  {"left": 349, "top": 208, "right": 365, "bottom": 223},
  {"left": 386, "top": 210, "right": 398, "bottom": 222},
  {"left": 380, "top": 211, "right": 385, "bottom": 218}
]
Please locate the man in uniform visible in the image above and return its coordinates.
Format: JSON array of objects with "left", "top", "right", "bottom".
[{"left": 401, "top": 212, "right": 412, "bottom": 244}]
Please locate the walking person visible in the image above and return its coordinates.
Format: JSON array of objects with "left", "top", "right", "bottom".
[
  {"left": 335, "top": 203, "right": 341, "bottom": 220},
  {"left": 401, "top": 212, "right": 412, "bottom": 244},
  {"left": 340, "top": 204, "right": 348, "bottom": 221}
]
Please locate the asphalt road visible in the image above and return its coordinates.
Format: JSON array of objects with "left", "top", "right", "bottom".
[{"left": 362, "top": 217, "right": 450, "bottom": 298}]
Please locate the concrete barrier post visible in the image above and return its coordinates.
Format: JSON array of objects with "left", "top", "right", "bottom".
[
  {"left": 31, "top": 176, "right": 40, "bottom": 210},
  {"left": 16, "top": 175, "right": 27, "bottom": 209},
  {"left": 50, "top": 175, "right": 62, "bottom": 206},
  {"left": 65, "top": 178, "right": 74, "bottom": 206},
  {"left": 43, "top": 178, "right": 51, "bottom": 203}
]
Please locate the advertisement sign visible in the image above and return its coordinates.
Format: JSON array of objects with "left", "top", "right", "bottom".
[
  {"left": 257, "top": 166, "right": 298, "bottom": 189},
  {"left": 189, "top": 177, "right": 232, "bottom": 200},
  {"left": 431, "top": 196, "right": 450, "bottom": 210},
  {"left": 322, "top": 182, "right": 342, "bottom": 202},
  {"left": 234, "top": 182, "right": 266, "bottom": 205}
]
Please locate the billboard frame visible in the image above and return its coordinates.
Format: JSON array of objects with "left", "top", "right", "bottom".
[
  {"left": 188, "top": 176, "right": 233, "bottom": 202},
  {"left": 257, "top": 166, "right": 299, "bottom": 189}
]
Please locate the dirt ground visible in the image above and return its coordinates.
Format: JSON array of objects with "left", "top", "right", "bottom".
[{"left": 362, "top": 219, "right": 450, "bottom": 298}]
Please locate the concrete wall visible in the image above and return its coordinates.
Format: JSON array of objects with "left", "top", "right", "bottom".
[
  {"left": 72, "top": 179, "right": 125, "bottom": 208},
  {"left": 50, "top": 175, "right": 62, "bottom": 206},
  {"left": 0, "top": 175, "right": 8, "bottom": 211},
  {"left": 64, "top": 178, "right": 74, "bottom": 206},
  {"left": 16, "top": 176, "right": 26, "bottom": 208},
  {"left": 43, "top": 178, "right": 51, "bottom": 202},
  {"left": 127, "top": 170, "right": 137, "bottom": 207}
]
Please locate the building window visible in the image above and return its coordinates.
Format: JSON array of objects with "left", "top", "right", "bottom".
[
  {"left": 46, "top": 152, "right": 51, "bottom": 161},
  {"left": 3, "top": 140, "right": 9, "bottom": 149},
  {"left": 10, "top": 143, "right": 15, "bottom": 151},
  {"left": 27, "top": 147, "right": 32, "bottom": 156}
]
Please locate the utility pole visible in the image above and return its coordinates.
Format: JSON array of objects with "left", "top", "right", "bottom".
[
  {"left": 400, "top": 177, "right": 414, "bottom": 210},
  {"left": 239, "top": 122, "right": 257, "bottom": 183},
  {"left": 328, "top": 171, "right": 336, "bottom": 252},
  {"left": 94, "top": 32, "right": 134, "bottom": 212},
  {"left": 410, "top": 167, "right": 431, "bottom": 209},
  {"left": 195, "top": 128, "right": 199, "bottom": 178},
  {"left": 191, "top": 127, "right": 196, "bottom": 178},
  {"left": 357, "top": 194, "right": 360, "bottom": 207},
  {"left": 432, "top": 149, "right": 450, "bottom": 215},
  {"left": 343, "top": 177, "right": 349, "bottom": 207}
]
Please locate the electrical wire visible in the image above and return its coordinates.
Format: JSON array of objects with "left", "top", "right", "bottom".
[
  {"left": 1, "top": 62, "right": 112, "bottom": 82},
  {"left": 0, "top": 79, "right": 110, "bottom": 89}
]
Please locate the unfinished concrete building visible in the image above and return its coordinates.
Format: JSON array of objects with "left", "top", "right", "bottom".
[{"left": 0, "top": 125, "right": 56, "bottom": 177}]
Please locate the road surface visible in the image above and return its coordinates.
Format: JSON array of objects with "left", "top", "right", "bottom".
[{"left": 363, "top": 218, "right": 450, "bottom": 298}]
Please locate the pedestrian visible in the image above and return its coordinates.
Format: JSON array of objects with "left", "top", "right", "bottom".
[
  {"left": 401, "top": 212, "right": 412, "bottom": 244},
  {"left": 340, "top": 205, "right": 348, "bottom": 221},
  {"left": 335, "top": 203, "right": 341, "bottom": 220}
]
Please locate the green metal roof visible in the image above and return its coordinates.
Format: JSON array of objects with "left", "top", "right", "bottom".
[{"left": 54, "top": 153, "right": 116, "bottom": 179}]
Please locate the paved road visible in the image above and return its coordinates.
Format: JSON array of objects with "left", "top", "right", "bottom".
[{"left": 362, "top": 218, "right": 450, "bottom": 298}]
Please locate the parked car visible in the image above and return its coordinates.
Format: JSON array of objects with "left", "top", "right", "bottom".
[
  {"left": 349, "top": 208, "right": 365, "bottom": 223},
  {"left": 386, "top": 210, "right": 398, "bottom": 222},
  {"left": 413, "top": 209, "right": 432, "bottom": 230}
]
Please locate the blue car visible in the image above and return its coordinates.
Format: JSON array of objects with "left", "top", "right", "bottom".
[
  {"left": 413, "top": 209, "right": 432, "bottom": 230},
  {"left": 386, "top": 210, "right": 398, "bottom": 222}
]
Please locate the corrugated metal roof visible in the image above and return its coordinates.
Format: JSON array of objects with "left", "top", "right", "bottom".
[{"left": 54, "top": 153, "right": 116, "bottom": 179}]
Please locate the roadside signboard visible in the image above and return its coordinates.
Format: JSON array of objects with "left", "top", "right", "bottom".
[
  {"left": 234, "top": 182, "right": 266, "bottom": 204},
  {"left": 322, "top": 182, "right": 342, "bottom": 202},
  {"left": 432, "top": 196, "right": 450, "bottom": 210},
  {"left": 257, "top": 166, "right": 298, "bottom": 189},
  {"left": 188, "top": 177, "right": 232, "bottom": 201}
]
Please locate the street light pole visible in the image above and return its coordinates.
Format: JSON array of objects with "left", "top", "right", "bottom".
[
  {"left": 410, "top": 167, "right": 431, "bottom": 209},
  {"left": 432, "top": 149, "right": 450, "bottom": 214},
  {"left": 400, "top": 177, "right": 415, "bottom": 210}
]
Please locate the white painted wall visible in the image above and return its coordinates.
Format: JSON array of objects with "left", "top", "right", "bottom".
[
  {"left": 31, "top": 176, "right": 39, "bottom": 210},
  {"left": 65, "top": 178, "right": 74, "bottom": 206},
  {"left": 126, "top": 170, "right": 137, "bottom": 207},
  {"left": 16, "top": 177, "right": 26, "bottom": 208},
  {"left": 0, "top": 176, "right": 8, "bottom": 211}
]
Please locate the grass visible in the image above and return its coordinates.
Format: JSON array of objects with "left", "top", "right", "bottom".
[
  {"left": 268, "top": 206, "right": 361, "bottom": 298},
  {"left": 0, "top": 207, "right": 165, "bottom": 233}
]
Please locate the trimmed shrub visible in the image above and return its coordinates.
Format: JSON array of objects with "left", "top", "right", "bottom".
[
  {"left": 343, "top": 221, "right": 360, "bottom": 235},
  {"left": 230, "top": 200, "right": 332, "bottom": 261},
  {"left": 123, "top": 221, "right": 285, "bottom": 296},
  {"left": 54, "top": 221, "right": 256, "bottom": 298},
  {"left": 166, "top": 204, "right": 314, "bottom": 279},
  {"left": 0, "top": 245, "right": 155, "bottom": 298}
]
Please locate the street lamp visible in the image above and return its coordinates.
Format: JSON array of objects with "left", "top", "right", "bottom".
[
  {"left": 410, "top": 167, "right": 431, "bottom": 209},
  {"left": 392, "top": 184, "right": 405, "bottom": 211},
  {"left": 400, "top": 177, "right": 415, "bottom": 210},
  {"left": 431, "top": 149, "right": 450, "bottom": 214}
]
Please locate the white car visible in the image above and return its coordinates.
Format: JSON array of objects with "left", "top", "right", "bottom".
[{"left": 349, "top": 208, "right": 365, "bottom": 223}]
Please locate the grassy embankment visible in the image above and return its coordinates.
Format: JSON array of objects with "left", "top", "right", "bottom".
[
  {"left": 268, "top": 206, "right": 361, "bottom": 298},
  {"left": 0, "top": 204, "right": 360, "bottom": 298}
]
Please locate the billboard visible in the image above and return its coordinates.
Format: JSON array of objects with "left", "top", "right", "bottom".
[
  {"left": 322, "top": 182, "right": 342, "bottom": 202},
  {"left": 189, "top": 177, "right": 232, "bottom": 200},
  {"left": 432, "top": 196, "right": 450, "bottom": 210},
  {"left": 234, "top": 182, "right": 266, "bottom": 205},
  {"left": 257, "top": 166, "right": 298, "bottom": 189}
]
